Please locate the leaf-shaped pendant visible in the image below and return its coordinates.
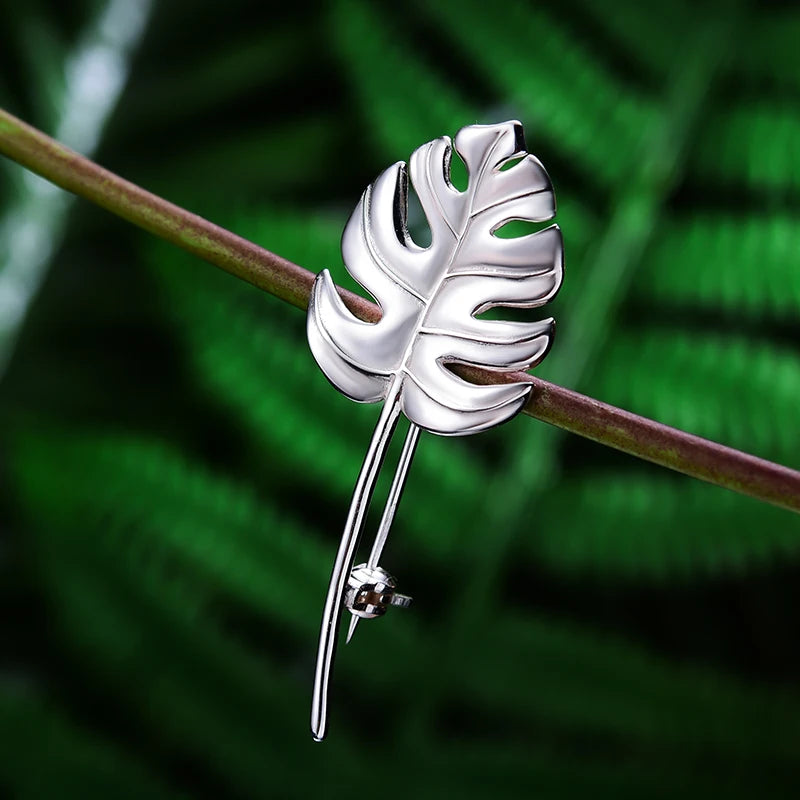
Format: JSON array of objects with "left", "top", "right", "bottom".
[{"left": 307, "top": 121, "right": 563, "bottom": 740}]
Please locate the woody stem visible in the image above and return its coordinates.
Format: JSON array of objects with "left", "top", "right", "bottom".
[{"left": 1, "top": 105, "right": 799, "bottom": 514}]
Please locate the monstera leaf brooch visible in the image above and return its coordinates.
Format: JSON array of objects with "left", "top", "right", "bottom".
[{"left": 307, "top": 121, "right": 564, "bottom": 740}]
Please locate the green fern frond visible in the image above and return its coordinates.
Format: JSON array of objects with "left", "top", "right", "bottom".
[
  {"left": 10, "top": 439, "right": 360, "bottom": 789},
  {"left": 637, "top": 215, "right": 800, "bottom": 317},
  {"left": 473, "top": 614, "right": 800, "bottom": 759},
  {"left": 331, "top": 0, "right": 475, "bottom": 159},
  {"left": 138, "top": 116, "right": 342, "bottom": 202},
  {"left": 567, "top": 0, "right": 690, "bottom": 83},
  {"left": 419, "top": 0, "right": 656, "bottom": 188},
  {"left": 691, "top": 103, "right": 800, "bottom": 193},
  {"left": 38, "top": 552, "right": 333, "bottom": 790},
  {"left": 530, "top": 472, "right": 800, "bottom": 576},
  {"left": 0, "top": 686, "right": 178, "bottom": 799},
  {"left": 412, "top": 740, "right": 767, "bottom": 800},
  {"left": 12, "top": 429, "right": 330, "bottom": 635},
  {"left": 732, "top": 8, "right": 800, "bottom": 89},
  {"left": 118, "top": 26, "right": 312, "bottom": 130},
  {"left": 592, "top": 331, "right": 800, "bottom": 464}
]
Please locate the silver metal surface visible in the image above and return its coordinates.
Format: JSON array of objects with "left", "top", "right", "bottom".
[
  {"left": 369, "top": 424, "right": 421, "bottom": 570},
  {"left": 307, "top": 120, "right": 563, "bottom": 741},
  {"left": 344, "top": 564, "right": 413, "bottom": 618},
  {"left": 346, "top": 421, "right": 421, "bottom": 644},
  {"left": 309, "top": 382, "right": 402, "bottom": 743}
]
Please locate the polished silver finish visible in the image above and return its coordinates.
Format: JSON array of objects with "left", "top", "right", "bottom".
[
  {"left": 308, "top": 120, "right": 562, "bottom": 434},
  {"left": 307, "top": 121, "right": 563, "bottom": 741},
  {"left": 344, "top": 564, "right": 413, "bottom": 619},
  {"left": 369, "top": 425, "right": 421, "bottom": 570},
  {"left": 346, "top": 422, "right": 421, "bottom": 644},
  {"left": 309, "top": 381, "right": 402, "bottom": 742}
]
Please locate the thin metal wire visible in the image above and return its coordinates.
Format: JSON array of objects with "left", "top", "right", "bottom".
[
  {"left": 346, "top": 421, "right": 422, "bottom": 645},
  {"left": 310, "top": 380, "right": 403, "bottom": 742}
]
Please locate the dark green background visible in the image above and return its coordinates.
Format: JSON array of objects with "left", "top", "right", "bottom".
[{"left": 1, "top": 0, "right": 800, "bottom": 797}]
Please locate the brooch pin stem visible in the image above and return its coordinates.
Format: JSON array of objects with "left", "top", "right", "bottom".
[
  {"left": 311, "top": 378, "right": 405, "bottom": 742},
  {"left": 347, "top": 421, "right": 420, "bottom": 645}
]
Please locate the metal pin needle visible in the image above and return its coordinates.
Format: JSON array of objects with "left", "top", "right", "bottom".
[{"left": 346, "top": 422, "right": 421, "bottom": 644}]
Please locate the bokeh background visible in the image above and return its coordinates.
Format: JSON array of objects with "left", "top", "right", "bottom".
[{"left": 1, "top": 0, "right": 800, "bottom": 797}]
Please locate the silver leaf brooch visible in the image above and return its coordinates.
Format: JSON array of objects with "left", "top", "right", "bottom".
[{"left": 306, "top": 120, "right": 564, "bottom": 740}]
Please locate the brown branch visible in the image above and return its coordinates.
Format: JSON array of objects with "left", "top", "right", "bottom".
[{"left": 1, "top": 105, "right": 798, "bottom": 514}]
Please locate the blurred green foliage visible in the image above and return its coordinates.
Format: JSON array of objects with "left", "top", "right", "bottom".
[{"left": 1, "top": 0, "right": 800, "bottom": 797}]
